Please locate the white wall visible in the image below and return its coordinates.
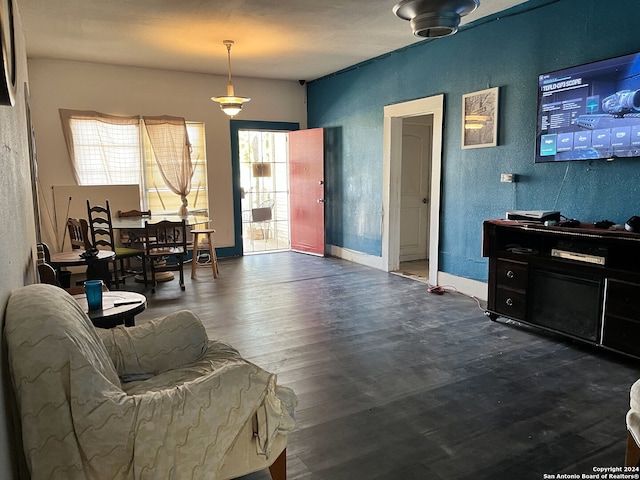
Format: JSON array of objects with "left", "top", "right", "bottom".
[
  {"left": 27, "top": 59, "right": 307, "bottom": 252},
  {"left": 0, "top": 3, "right": 38, "bottom": 477}
]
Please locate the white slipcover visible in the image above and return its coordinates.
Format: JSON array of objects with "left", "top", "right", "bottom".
[
  {"left": 627, "top": 379, "right": 640, "bottom": 448},
  {"left": 5, "top": 283, "right": 296, "bottom": 479}
]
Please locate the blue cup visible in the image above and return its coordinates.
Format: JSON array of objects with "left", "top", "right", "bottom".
[{"left": 84, "top": 280, "right": 104, "bottom": 311}]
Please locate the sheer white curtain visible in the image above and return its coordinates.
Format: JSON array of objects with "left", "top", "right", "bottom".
[
  {"left": 59, "top": 109, "right": 141, "bottom": 185},
  {"left": 143, "top": 116, "right": 194, "bottom": 217}
]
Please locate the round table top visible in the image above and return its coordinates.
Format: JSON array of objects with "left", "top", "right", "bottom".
[
  {"left": 50, "top": 249, "right": 116, "bottom": 267},
  {"left": 73, "top": 291, "right": 147, "bottom": 328}
]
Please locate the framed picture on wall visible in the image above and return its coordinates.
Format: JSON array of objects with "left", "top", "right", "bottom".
[
  {"left": 25, "top": 83, "right": 41, "bottom": 242},
  {"left": 0, "top": 0, "right": 17, "bottom": 106},
  {"left": 462, "top": 87, "right": 499, "bottom": 149}
]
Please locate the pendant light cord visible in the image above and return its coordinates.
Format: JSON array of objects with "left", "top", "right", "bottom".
[{"left": 226, "top": 42, "right": 233, "bottom": 83}]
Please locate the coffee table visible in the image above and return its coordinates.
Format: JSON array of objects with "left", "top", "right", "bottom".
[{"left": 73, "top": 291, "right": 146, "bottom": 328}]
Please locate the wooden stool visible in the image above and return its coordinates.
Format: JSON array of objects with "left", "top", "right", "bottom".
[{"left": 190, "top": 228, "right": 219, "bottom": 279}]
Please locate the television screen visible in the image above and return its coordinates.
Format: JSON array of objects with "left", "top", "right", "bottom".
[{"left": 535, "top": 51, "right": 640, "bottom": 163}]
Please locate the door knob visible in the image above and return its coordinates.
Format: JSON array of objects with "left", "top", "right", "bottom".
[
  {"left": 319, "top": 180, "right": 324, "bottom": 185},
  {"left": 422, "top": 198, "right": 428, "bottom": 204},
  {"left": 317, "top": 199, "right": 325, "bottom": 203}
]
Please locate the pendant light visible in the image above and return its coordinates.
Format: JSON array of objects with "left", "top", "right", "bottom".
[{"left": 212, "top": 40, "right": 250, "bottom": 117}]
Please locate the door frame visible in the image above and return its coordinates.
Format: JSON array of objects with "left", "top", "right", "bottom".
[
  {"left": 382, "top": 94, "right": 444, "bottom": 286},
  {"left": 229, "top": 120, "right": 300, "bottom": 257}
]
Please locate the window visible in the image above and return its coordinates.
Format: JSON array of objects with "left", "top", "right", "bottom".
[
  {"left": 143, "top": 122, "right": 208, "bottom": 215},
  {"left": 60, "top": 110, "right": 208, "bottom": 216},
  {"left": 69, "top": 119, "right": 141, "bottom": 185}
]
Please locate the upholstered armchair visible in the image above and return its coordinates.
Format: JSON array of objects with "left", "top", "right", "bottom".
[
  {"left": 5, "top": 283, "right": 296, "bottom": 479},
  {"left": 627, "top": 379, "right": 640, "bottom": 466}
]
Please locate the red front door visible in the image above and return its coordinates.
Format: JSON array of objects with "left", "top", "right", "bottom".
[{"left": 289, "top": 128, "right": 325, "bottom": 255}]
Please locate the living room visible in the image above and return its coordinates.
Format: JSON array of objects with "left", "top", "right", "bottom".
[
  {"left": 23, "top": 0, "right": 640, "bottom": 294},
  {"left": 2, "top": 0, "right": 640, "bottom": 478}
]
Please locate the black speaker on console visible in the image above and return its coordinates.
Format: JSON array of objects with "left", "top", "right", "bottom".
[{"left": 625, "top": 216, "right": 640, "bottom": 232}]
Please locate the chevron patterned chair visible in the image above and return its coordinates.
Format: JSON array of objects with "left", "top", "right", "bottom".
[
  {"left": 627, "top": 379, "right": 640, "bottom": 466},
  {"left": 6, "top": 283, "right": 296, "bottom": 479}
]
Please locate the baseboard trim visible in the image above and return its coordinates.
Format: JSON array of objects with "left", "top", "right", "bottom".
[
  {"left": 328, "top": 245, "right": 488, "bottom": 302},
  {"left": 437, "top": 272, "right": 488, "bottom": 302},
  {"left": 328, "top": 245, "right": 385, "bottom": 270}
]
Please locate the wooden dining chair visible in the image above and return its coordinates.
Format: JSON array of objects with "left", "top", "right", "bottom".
[
  {"left": 117, "top": 209, "right": 151, "bottom": 218},
  {"left": 88, "top": 200, "right": 149, "bottom": 288},
  {"left": 116, "top": 209, "right": 151, "bottom": 277},
  {"left": 37, "top": 242, "right": 52, "bottom": 263},
  {"left": 36, "top": 243, "right": 59, "bottom": 286},
  {"left": 67, "top": 218, "right": 91, "bottom": 251},
  {"left": 86, "top": 200, "right": 121, "bottom": 289},
  {"left": 144, "top": 219, "right": 187, "bottom": 293}
]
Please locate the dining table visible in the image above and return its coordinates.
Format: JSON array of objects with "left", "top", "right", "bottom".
[
  {"left": 110, "top": 214, "right": 210, "bottom": 283},
  {"left": 110, "top": 214, "right": 210, "bottom": 231}
]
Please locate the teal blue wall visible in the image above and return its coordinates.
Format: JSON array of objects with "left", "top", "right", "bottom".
[{"left": 307, "top": 0, "right": 640, "bottom": 282}]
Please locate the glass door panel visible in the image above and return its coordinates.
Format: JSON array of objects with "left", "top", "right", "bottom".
[{"left": 239, "top": 130, "right": 290, "bottom": 253}]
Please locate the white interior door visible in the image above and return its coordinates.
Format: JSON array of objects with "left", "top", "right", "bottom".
[{"left": 399, "top": 118, "right": 432, "bottom": 262}]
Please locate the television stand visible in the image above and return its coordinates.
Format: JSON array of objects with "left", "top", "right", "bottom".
[{"left": 482, "top": 219, "right": 640, "bottom": 359}]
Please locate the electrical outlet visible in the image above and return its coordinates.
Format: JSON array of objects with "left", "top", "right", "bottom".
[{"left": 500, "top": 173, "right": 514, "bottom": 183}]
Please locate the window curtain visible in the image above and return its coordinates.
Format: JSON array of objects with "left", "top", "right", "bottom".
[
  {"left": 143, "top": 116, "right": 194, "bottom": 217},
  {"left": 59, "top": 109, "right": 141, "bottom": 185}
]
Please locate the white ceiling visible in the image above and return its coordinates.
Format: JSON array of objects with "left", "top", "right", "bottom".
[{"left": 17, "top": 0, "right": 528, "bottom": 82}]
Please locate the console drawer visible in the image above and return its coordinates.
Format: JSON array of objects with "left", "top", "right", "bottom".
[
  {"left": 605, "top": 279, "right": 640, "bottom": 320},
  {"left": 602, "top": 279, "right": 640, "bottom": 357},
  {"left": 602, "top": 315, "right": 640, "bottom": 358},
  {"left": 496, "top": 259, "right": 528, "bottom": 290},
  {"left": 495, "top": 287, "right": 526, "bottom": 320}
]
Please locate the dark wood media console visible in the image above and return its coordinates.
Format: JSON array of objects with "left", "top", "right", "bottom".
[{"left": 483, "top": 219, "right": 640, "bottom": 359}]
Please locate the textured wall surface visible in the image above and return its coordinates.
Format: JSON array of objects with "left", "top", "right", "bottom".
[
  {"left": 0, "top": 4, "right": 37, "bottom": 477},
  {"left": 308, "top": 0, "right": 640, "bottom": 281}
]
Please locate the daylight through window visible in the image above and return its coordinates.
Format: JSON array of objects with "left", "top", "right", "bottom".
[{"left": 63, "top": 112, "right": 208, "bottom": 216}]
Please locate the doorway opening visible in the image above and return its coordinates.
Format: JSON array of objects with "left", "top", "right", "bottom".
[
  {"left": 230, "top": 121, "right": 300, "bottom": 257},
  {"left": 397, "top": 115, "right": 433, "bottom": 282},
  {"left": 382, "top": 94, "right": 444, "bottom": 286},
  {"left": 238, "top": 129, "right": 290, "bottom": 254}
]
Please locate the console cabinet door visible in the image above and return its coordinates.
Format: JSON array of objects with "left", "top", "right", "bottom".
[
  {"left": 529, "top": 269, "right": 602, "bottom": 342},
  {"left": 602, "top": 279, "right": 640, "bottom": 357}
]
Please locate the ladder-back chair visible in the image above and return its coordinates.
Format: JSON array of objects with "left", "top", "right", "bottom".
[
  {"left": 86, "top": 200, "right": 120, "bottom": 289},
  {"left": 67, "top": 218, "right": 91, "bottom": 251}
]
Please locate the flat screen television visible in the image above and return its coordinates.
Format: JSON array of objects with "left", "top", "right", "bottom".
[{"left": 535, "top": 51, "right": 640, "bottom": 163}]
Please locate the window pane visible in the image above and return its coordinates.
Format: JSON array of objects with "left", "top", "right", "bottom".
[
  {"left": 70, "top": 119, "right": 141, "bottom": 185},
  {"left": 144, "top": 122, "right": 208, "bottom": 215},
  {"left": 239, "top": 129, "right": 290, "bottom": 253}
]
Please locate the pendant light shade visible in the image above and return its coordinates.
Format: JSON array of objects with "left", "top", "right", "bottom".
[
  {"left": 393, "top": 0, "right": 480, "bottom": 38},
  {"left": 212, "top": 40, "right": 250, "bottom": 117}
]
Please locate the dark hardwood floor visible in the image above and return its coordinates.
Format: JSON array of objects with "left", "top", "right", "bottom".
[{"left": 121, "top": 252, "right": 640, "bottom": 480}]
